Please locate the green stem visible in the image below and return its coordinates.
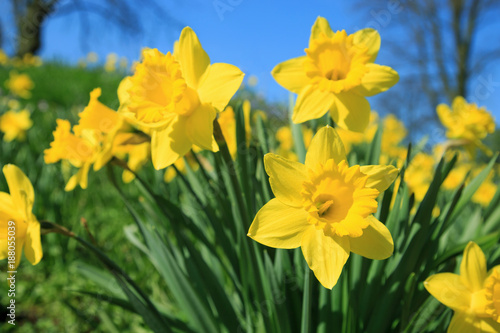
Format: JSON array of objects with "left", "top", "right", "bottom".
[
  {"left": 213, "top": 118, "right": 250, "bottom": 228},
  {"left": 301, "top": 267, "right": 313, "bottom": 333}
]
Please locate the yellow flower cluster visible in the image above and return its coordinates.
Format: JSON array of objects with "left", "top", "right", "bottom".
[{"left": 0, "top": 49, "right": 42, "bottom": 67}]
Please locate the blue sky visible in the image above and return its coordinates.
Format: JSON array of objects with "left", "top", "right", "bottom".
[{"left": 2, "top": 0, "right": 499, "bottom": 124}]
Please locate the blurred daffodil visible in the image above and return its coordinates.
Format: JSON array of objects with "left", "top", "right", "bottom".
[
  {"left": 437, "top": 97, "right": 495, "bottom": 156},
  {"left": 0, "top": 49, "right": 8, "bottom": 65},
  {"left": 424, "top": 242, "right": 500, "bottom": 332},
  {"left": 0, "top": 164, "right": 42, "bottom": 268},
  {"left": 248, "top": 126, "right": 397, "bottom": 289},
  {"left": 44, "top": 88, "right": 124, "bottom": 191},
  {"left": 119, "top": 27, "right": 244, "bottom": 169},
  {"left": 104, "top": 53, "right": 118, "bottom": 72},
  {"left": 272, "top": 17, "right": 398, "bottom": 132},
  {"left": 5, "top": 71, "right": 34, "bottom": 99},
  {"left": 404, "top": 152, "right": 435, "bottom": 202},
  {"left": 164, "top": 151, "right": 200, "bottom": 183},
  {"left": 0, "top": 109, "right": 33, "bottom": 142}
]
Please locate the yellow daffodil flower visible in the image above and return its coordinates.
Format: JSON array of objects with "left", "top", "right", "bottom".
[
  {"left": 0, "top": 49, "right": 8, "bottom": 65},
  {"left": 87, "top": 52, "right": 98, "bottom": 63},
  {"left": 119, "top": 27, "right": 244, "bottom": 170},
  {"left": 424, "top": 242, "right": 500, "bottom": 332},
  {"left": 248, "top": 126, "right": 397, "bottom": 289},
  {"left": 0, "top": 109, "right": 33, "bottom": 142},
  {"left": 5, "top": 71, "right": 34, "bottom": 99},
  {"left": 442, "top": 163, "right": 471, "bottom": 191},
  {"left": 405, "top": 152, "right": 435, "bottom": 202},
  {"left": 272, "top": 17, "right": 398, "bottom": 132},
  {"left": 437, "top": 97, "right": 495, "bottom": 156},
  {"left": 0, "top": 165, "right": 42, "bottom": 268},
  {"left": 472, "top": 180, "right": 498, "bottom": 207},
  {"left": 44, "top": 88, "right": 124, "bottom": 191},
  {"left": 104, "top": 53, "right": 118, "bottom": 72}
]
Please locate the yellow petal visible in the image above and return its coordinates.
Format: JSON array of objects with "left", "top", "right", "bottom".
[
  {"left": 293, "top": 85, "right": 335, "bottom": 123},
  {"left": 75, "top": 88, "right": 122, "bottom": 134},
  {"left": 175, "top": 27, "right": 210, "bottom": 89},
  {"left": 301, "top": 228, "right": 350, "bottom": 289},
  {"left": 264, "top": 153, "right": 307, "bottom": 207},
  {"left": 360, "top": 165, "right": 399, "bottom": 192},
  {"left": 13, "top": 235, "right": 25, "bottom": 269},
  {"left": 197, "top": 63, "right": 244, "bottom": 111},
  {"left": 448, "top": 312, "right": 481, "bottom": 333},
  {"left": 424, "top": 273, "right": 471, "bottom": 311},
  {"left": 65, "top": 162, "right": 91, "bottom": 191},
  {"left": 355, "top": 64, "right": 399, "bottom": 97},
  {"left": 461, "top": 241, "right": 487, "bottom": 292},
  {"left": 0, "top": 191, "right": 21, "bottom": 221},
  {"left": 271, "top": 56, "right": 309, "bottom": 94},
  {"left": 23, "top": 219, "right": 42, "bottom": 265},
  {"left": 186, "top": 104, "right": 218, "bottom": 152},
  {"left": 248, "top": 199, "right": 310, "bottom": 249},
  {"left": 0, "top": 239, "right": 6, "bottom": 260},
  {"left": 118, "top": 76, "right": 132, "bottom": 105},
  {"left": 151, "top": 117, "right": 192, "bottom": 170},
  {"left": 330, "top": 92, "right": 370, "bottom": 133},
  {"left": 436, "top": 103, "right": 452, "bottom": 128},
  {"left": 310, "top": 16, "right": 334, "bottom": 43},
  {"left": 3, "top": 164, "right": 34, "bottom": 218},
  {"left": 349, "top": 216, "right": 393, "bottom": 260},
  {"left": 352, "top": 28, "right": 380, "bottom": 63},
  {"left": 305, "top": 126, "right": 347, "bottom": 168},
  {"left": 479, "top": 318, "right": 500, "bottom": 333}
]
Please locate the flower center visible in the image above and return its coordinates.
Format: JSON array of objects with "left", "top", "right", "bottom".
[
  {"left": 485, "top": 269, "right": 500, "bottom": 322},
  {"left": 301, "top": 159, "right": 379, "bottom": 238},
  {"left": 304, "top": 31, "right": 370, "bottom": 94},
  {"left": 128, "top": 49, "right": 198, "bottom": 125}
]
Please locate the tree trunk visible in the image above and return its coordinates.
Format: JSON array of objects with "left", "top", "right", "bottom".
[{"left": 15, "top": 0, "right": 58, "bottom": 57}]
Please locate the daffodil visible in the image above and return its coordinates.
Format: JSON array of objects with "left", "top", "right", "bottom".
[
  {"left": 164, "top": 151, "right": 200, "bottom": 183},
  {"left": 248, "top": 126, "right": 397, "bottom": 289},
  {"left": 119, "top": 27, "right": 244, "bottom": 169},
  {"left": 404, "top": 152, "right": 435, "bottom": 202},
  {"left": 104, "top": 53, "right": 118, "bottom": 72},
  {"left": 437, "top": 97, "right": 495, "bottom": 156},
  {"left": 379, "top": 114, "right": 407, "bottom": 165},
  {"left": 0, "top": 165, "right": 42, "bottom": 268},
  {"left": 472, "top": 180, "right": 498, "bottom": 207},
  {"left": 272, "top": 17, "right": 398, "bottom": 132},
  {"left": 0, "top": 109, "right": 33, "bottom": 142},
  {"left": 442, "top": 163, "right": 471, "bottom": 191},
  {"left": 0, "top": 49, "right": 8, "bottom": 65},
  {"left": 44, "top": 88, "right": 124, "bottom": 191},
  {"left": 337, "top": 111, "right": 379, "bottom": 153},
  {"left": 5, "top": 71, "right": 34, "bottom": 99},
  {"left": 424, "top": 242, "right": 500, "bottom": 332}
]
